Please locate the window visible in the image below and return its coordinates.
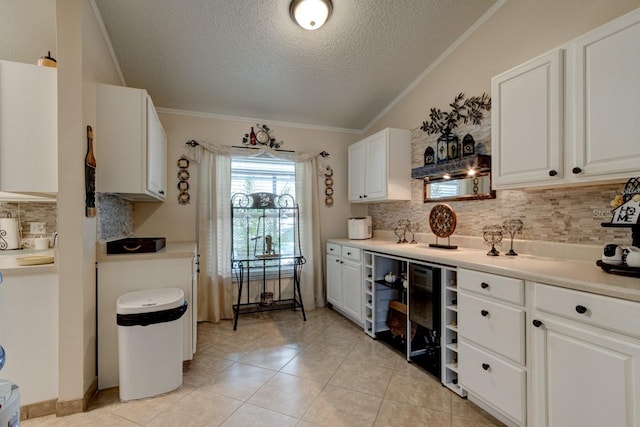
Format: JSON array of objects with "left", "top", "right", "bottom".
[
  {"left": 231, "top": 156, "right": 296, "bottom": 278},
  {"left": 231, "top": 156, "right": 296, "bottom": 196}
]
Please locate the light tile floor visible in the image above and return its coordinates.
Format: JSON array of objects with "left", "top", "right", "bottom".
[{"left": 23, "top": 308, "right": 505, "bottom": 426}]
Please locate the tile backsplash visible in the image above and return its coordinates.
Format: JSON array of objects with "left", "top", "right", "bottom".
[
  {"left": 97, "top": 193, "right": 133, "bottom": 242},
  {"left": 369, "top": 181, "right": 626, "bottom": 245},
  {"left": 0, "top": 195, "right": 136, "bottom": 244},
  {"left": 0, "top": 202, "right": 57, "bottom": 239}
]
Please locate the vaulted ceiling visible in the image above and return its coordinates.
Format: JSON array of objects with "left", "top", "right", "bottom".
[{"left": 94, "top": 0, "right": 497, "bottom": 131}]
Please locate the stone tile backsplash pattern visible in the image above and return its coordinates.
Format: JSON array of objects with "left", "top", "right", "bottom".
[
  {"left": 0, "top": 194, "right": 135, "bottom": 243},
  {"left": 0, "top": 202, "right": 57, "bottom": 238},
  {"left": 369, "top": 124, "right": 629, "bottom": 246},
  {"left": 97, "top": 193, "right": 134, "bottom": 241}
]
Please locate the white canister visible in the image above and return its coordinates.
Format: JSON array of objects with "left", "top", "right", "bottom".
[
  {"left": 0, "top": 218, "right": 20, "bottom": 250},
  {"left": 34, "top": 237, "right": 50, "bottom": 250}
]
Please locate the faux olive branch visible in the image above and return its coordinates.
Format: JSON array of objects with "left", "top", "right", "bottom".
[{"left": 421, "top": 92, "right": 491, "bottom": 135}]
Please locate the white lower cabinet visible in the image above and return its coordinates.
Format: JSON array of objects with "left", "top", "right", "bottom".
[
  {"left": 460, "top": 341, "right": 527, "bottom": 424},
  {"left": 458, "top": 268, "right": 527, "bottom": 426},
  {"left": 326, "top": 243, "right": 362, "bottom": 325},
  {"left": 97, "top": 254, "right": 197, "bottom": 390},
  {"left": 530, "top": 283, "right": 640, "bottom": 427},
  {"left": 0, "top": 273, "right": 57, "bottom": 405}
]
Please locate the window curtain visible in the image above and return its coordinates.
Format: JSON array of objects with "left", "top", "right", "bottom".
[
  {"left": 196, "top": 146, "right": 233, "bottom": 322},
  {"left": 296, "top": 158, "right": 325, "bottom": 308},
  {"left": 193, "top": 142, "right": 325, "bottom": 322}
]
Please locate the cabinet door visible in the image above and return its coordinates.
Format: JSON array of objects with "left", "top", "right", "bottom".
[
  {"left": 341, "top": 260, "right": 362, "bottom": 323},
  {"left": 364, "top": 131, "right": 388, "bottom": 200},
  {"left": 0, "top": 273, "right": 58, "bottom": 405},
  {"left": 531, "top": 315, "right": 640, "bottom": 427},
  {"left": 348, "top": 142, "right": 365, "bottom": 202},
  {"left": 326, "top": 254, "right": 342, "bottom": 306},
  {"left": 98, "top": 257, "right": 194, "bottom": 389},
  {"left": 491, "top": 50, "right": 564, "bottom": 189},
  {"left": 0, "top": 60, "right": 57, "bottom": 193},
  {"left": 571, "top": 9, "right": 640, "bottom": 178},
  {"left": 146, "top": 96, "right": 167, "bottom": 199},
  {"left": 96, "top": 83, "right": 165, "bottom": 201}
]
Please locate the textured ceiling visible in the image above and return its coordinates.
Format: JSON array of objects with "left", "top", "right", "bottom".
[{"left": 94, "top": 0, "right": 497, "bottom": 131}]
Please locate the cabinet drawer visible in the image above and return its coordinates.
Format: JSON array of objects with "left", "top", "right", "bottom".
[
  {"left": 326, "top": 242, "right": 341, "bottom": 255},
  {"left": 341, "top": 246, "right": 361, "bottom": 262},
  {"left": 533, "top": 283, "right": 640, "bottom": 339},
  {"left": 459, "top": 340, "right": 526, "bottom": 425},
  {"left": 458, "top": 269, "right": 524, "bottom": 305},
  {"left": 459, "top": 292, "right": 526, "bottom": 364}
]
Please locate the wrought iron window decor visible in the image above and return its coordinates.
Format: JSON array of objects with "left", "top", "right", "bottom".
[
  {"left": 177, "top": 156, "right": 190, "bottom": 205},
  {"left": 242, "top": 123, "right": 284, "bottom": 149},
  {"left": 230, "top": 192, "right": 306, "bottom": 329}
]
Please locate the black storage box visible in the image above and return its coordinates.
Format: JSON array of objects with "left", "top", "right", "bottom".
[{"left": 107, "top": 237, "right": 166, "bottom": 254}]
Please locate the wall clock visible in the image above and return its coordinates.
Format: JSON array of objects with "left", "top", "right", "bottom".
[{"left": 256, "top": 130, "right": 270, "bottom": 145}]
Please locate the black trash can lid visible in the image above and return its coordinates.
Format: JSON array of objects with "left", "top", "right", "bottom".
[{"left": 116, "top": 288, "right": 184, "bottom": 315}]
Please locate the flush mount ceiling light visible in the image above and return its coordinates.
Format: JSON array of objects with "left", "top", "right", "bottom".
[{"left": 290, "top": 0, "right": 332, "bottom": 30}]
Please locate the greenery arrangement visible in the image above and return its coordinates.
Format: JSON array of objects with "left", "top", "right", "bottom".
[{"left": 421, "top": 92, "right": 491, "bottom": 135}]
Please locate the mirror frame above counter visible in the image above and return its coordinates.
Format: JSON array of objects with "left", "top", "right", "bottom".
[{"left": 412, "top": 154, "right": 496, "bottom": 202}]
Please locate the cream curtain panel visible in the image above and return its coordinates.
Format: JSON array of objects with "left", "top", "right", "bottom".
[{"left": 191, "top": 142, "right": 325, "bottom": 322}]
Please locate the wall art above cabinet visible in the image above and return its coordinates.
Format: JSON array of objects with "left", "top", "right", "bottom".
[
  {"left": 348, "top": 127, "right": 411, "bottom": 203},
  {"left": 0, "top": 60, "right": 57, "bottom": 195},
  {"left": 96, "top": 84, "right": 167, "bottom": 201},
  {"left": 491, "top": 8, "right": 640, "bottom": 190}
]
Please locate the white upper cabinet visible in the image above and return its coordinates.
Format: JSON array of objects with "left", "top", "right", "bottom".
[
  {"left": 492, "top": 8, "right": 640, "bottom": 190},
  {"left": 96, "top": 84, "right": 167, "bottom": 201},
  {"left": 569, "top": 8, "right": 640, "bottom": 179},
  {"left": 348, "top": 127, "right": 411, "bottom": 203},
  {"left": 491, "top": 49, "right": 564, "bottom": 188},
  {"left": 0, "top": 60, "right": 57, "bottom": 194}
]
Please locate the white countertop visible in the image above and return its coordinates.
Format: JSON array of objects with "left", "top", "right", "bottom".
[
  {"left": 328, "top": 238, "right": 640, "bottom": 303},
  {"left": 96, "top": 241, "right": 196, "bottom": 262},
  {"left": 0, "top": 248, "right": 56, "bottom": 276}
]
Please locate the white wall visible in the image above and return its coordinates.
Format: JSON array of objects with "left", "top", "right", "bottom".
[
  {"left": 56, "top": 0, "right": 121, "bottom": 408},
  {"left": 0, "top": 0, "right": 56, "bottom": 64},
  {"left": 133, "top": 112, "right": 360, "bottom": 244}
]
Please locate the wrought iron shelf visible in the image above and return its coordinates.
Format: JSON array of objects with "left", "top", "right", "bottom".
[
  {"left": 230, "top": 192, "right": 306, "bottom": 330},
  {"left": 411, "top": 154, "right": 491, "bottom": 181}
]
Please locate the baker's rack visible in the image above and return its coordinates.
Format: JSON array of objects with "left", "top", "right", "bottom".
[{"left": 230, "top": 192, "right": 306, "bottom": 329}]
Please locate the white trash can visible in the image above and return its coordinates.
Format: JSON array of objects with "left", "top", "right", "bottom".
[{"left": 116, "top": 288, "right": 187, "bottom": 401}]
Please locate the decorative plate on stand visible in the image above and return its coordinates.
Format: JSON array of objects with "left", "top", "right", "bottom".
[{"left": 429, "top": 203, "right": 458, "bottom": 249}]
